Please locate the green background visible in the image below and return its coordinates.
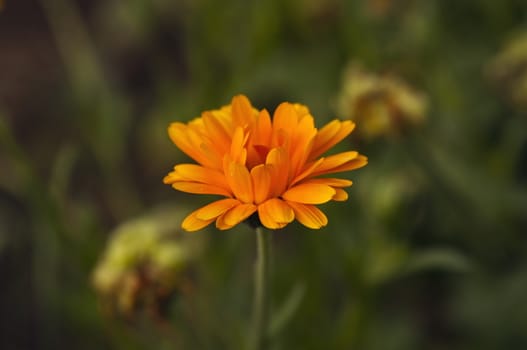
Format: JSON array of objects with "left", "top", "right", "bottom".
[{"left": 1, "top": 0, "right": 527, "bottom": 349}]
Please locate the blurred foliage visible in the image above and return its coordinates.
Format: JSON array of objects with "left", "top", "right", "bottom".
[{"left": 1, "top": 0, "right": 527, "bottom": 349}]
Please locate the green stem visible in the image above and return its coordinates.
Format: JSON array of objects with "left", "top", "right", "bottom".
[{"left": 251, "top": 226, "right": 270, "bottom": 350}]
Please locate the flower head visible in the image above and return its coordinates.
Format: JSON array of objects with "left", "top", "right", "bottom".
[
  {"left": 164, "top": 95, "right": 367, "bottom": 231},
  {"left": 486, "top": 32, "right": 527, "bottom": 110},
  {"left": 336, "top": 63, "right": 427, "bottom": 139},
  {"left": 92, "top": 207, "right": 204, "bottom": 316}
]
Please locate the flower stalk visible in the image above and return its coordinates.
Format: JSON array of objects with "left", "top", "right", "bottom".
[{"left": 251, "top": 226, "right": 270, "bottom": 350}]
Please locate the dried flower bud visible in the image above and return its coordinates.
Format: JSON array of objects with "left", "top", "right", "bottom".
[
  {"left": 486, "top": 32, "right": 527, "bottom": 110},
  {"left": 336, "top": 63, "right": 427, "bottom": 140},
  {"left": 92, "top": 205, "right": 205, "bottom": 319}
]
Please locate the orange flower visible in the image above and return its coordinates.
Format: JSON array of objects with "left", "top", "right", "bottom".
[{"left": 164, "top": 95, "right": 367, "bottom": 231}]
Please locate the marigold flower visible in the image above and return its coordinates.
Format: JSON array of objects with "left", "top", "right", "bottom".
[{"left": 164, "top": 95, "right": 367, "bottom": 231}]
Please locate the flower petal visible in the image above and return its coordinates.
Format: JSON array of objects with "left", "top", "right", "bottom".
[
  {"left": 232, "top": 94, "right": 255, "bottom": 128},
  {"left": 290, "top": 115, "right": 317, "bottom": 178},
  {"left": 202, "top": 111, "right": 231, "bottom": 155},
  {"left": 171, "top": 164, "right": 229, "bottom": 189},
  {"left": 247, "top": 109, "right": 272, "bottom": 167},
  {"left": 266, "top": 147, "right": 289, "bottom": 197},
  {"left": 253, "top": 109, "right": 272, "bottom": 146},
  {"left": 199, "top": 141, "right": 224, "bottom": 170},
  {"left": 171, "top": 182, "right": 232, "bottom": 197},
  {"left": 310, "top": 151, "right": 358, "bottom": 176},
  {"left": 182, "top": 210, "right": 215, "bottom": 232},
  {"left": 225, "top": 160, "right": 254, "bottom": 203},
  {"left": 168, "top": 123, "right": 217, "bottom": 168},
  {"left": 273, "top": 102, "right": 298, "bottom": 136},
  {"left": 258, "top": 198, "right": 294, "bottom": 229},
  {"left": 230, "top": 126, "right": 248, "bottom": 164},
  {"left": 310, "top": 120, "right": 355, "bottom": 159},
  {"left": 216, "top": 203, "right": 257, "bottom": 230},
  {"left": 286, "top": 202, "right": 328, "bottom": 229},
  {"left": 195, "top": 198, "right": 240, "bottom": 220},
  {"left": 290, "top": 157, "right": 325, "bottom": 186},
  {"left": 332, "top": 188, "right": 348, "bottom": 201},
  {"left": 314, "top": 155, "right": 368, "bottom": 176},
  {"left": 300, "top": 178, "right": 353, "bottom": 187},
  {"left": 282, "top": 183, "right": 336, "bottom": 204},
  {"left": 251, "top": 164, "right": 272, "bottom": 204},
  {"left": 163, "top": 170, "right": 185, "bottom": 184}
]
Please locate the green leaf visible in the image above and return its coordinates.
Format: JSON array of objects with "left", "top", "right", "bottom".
[
  {"left": 269, "top": 283, "right": 305, "bottom": 339},
  {"left": 404, "top": 248, "right": 473, "bottom": 275}
]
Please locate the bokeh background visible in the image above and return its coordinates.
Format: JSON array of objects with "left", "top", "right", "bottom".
[{"left": 1, "top": 0, "right": 527, "bottom": 349}]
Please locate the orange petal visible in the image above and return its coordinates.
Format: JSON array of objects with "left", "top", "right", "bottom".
[
  {"left": 258, "top": 198, "right": 294, "bottom": 229},
  {"left": 195, "top": 198, "right": 241, "bottom": 220},
  {"left": 293, "top": 103, "right": 310, "bottom": 118},
  {"left": 169, "top": 123, "right": 218, "bottom": 168},
  {"left": 182, "top": 211, "right": 215, "bottom": 232},
  {"left": 168, "top": 123, "right": 204, "bottom": 165},
  {"left": 314, "top": 155, "right": 368, "bottom": 176},
  {"left": 286, "top": 202, "right": 328, "bottom": 229},
  {"left": 310, "top": 151, "right": 358, "bottom": 176},
  {"left": 171, "top": 182, "right": 232, "bottom": 197},
  {"left": 199, "top": 141, "right": 224, "bottom": 170},
  {"left": 232, "top": 94, "right": 255, "bottom": 128},
  {"left": 282, "top": 183, "right": 336, "bottom": 204},
  {"left": 300, "top": 178, "right": 353, "bottom": 187},
  {"left": 266, "top": 147, "right": 289, "bottom": 197},
  {"left": 248, "top": 144, "right": 270, "bottom": 168},
  {"left": 272, "top": 128, "right": 289, "bottom": 149},
  {"left": 202, "top": 111, "right": 231, "bottom": 155},
  {"left": 225, "top": 161, "right": 254, "bottom": 203},
  {"left": 290, "top": 157, "right": 325, "bottom": 187},
  {"left": 332, "top": 188, "right": 348, "bottom": 201},
  {"left": 216, "top": 203, "right": 257, "bottom": 230},
  {"left": 251, "top": 164, "right": 272, "bottom": 204},
  {"left": 230, "top": 126, "right": 248, "bottom": 164},
  {"left": 247, "top": 109, "right": 273, "bottom": 167},
  {"left": 273, "top": 102, "right": 298, "bottom": 136},
  {"left": 310, "top": 120, "right": 355, "bottom": 159},
  {"left": 210, "top": 108, "right": 233, "bottom": 134},
  {"left": 163, "top": 170, "right": 185, "bottom": 184},
  {"left": 290, "top": 115, "right": 317, "bottom": 178},
  {"left": 172, "top": 164, "right": 229, "bottom": 189},
  {"left": 253, "top": 109, "right": 272, "bottom": 146}
]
